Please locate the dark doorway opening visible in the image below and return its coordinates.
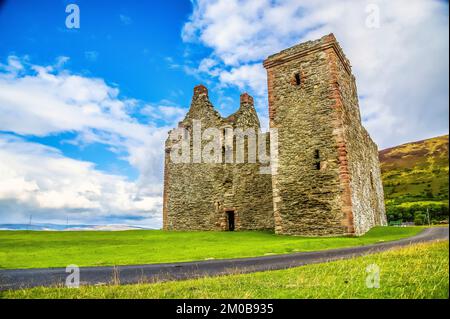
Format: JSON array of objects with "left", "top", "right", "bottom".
[{"left": 226, "top": 211, "right": 235, "bottom": 231}]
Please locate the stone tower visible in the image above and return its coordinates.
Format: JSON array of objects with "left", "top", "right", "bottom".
[{"left": 263, "top": 34, "right": 386, "bottom": 236}]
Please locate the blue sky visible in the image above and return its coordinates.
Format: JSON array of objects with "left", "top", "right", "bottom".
[
  {"left": 0, "top": 0, "right": 203, "bottom": 179},
  {"left": 1, "top": 1, "right": 193, "bottom": 104},
  {"left": 0, "top": 0, "right": 448, "bottom": 228}
]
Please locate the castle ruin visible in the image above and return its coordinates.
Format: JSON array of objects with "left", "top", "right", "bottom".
[{"left": 163, "top": 34, "right": 387, "bottom": 236}]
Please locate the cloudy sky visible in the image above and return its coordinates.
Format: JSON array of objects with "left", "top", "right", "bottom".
[{"left": 0, "top": 0, "right": 448, "bottom": 227}]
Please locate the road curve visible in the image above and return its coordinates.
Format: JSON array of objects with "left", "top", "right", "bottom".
[{"left": 0, "top": 227, "right": 448, "bottom": 291}]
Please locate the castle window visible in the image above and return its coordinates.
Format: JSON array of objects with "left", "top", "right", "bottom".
[
  {"left": 294, "top": 73, "right": 301, "bottom": 86},
  {"left": 314, "top": 149, "right": 320, "bottom": 159},
  {"left": 370, "top": 172, "right": 375, "bottom": 189},
  {"left": 314, "top": 149, "right": 321, "bottom": 170}
]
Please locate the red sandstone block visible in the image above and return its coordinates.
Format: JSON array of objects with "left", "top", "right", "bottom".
[
  {"left": 240, "top": 93, "right": 254, "bottom": 105},
  {"left": 194, "top": 84, "right": 208, "bottom": 97}
]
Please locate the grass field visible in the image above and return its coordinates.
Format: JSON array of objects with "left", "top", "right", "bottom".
[
  {"left": 0, "top": 226, "right": 423, "bottom": 269},
  {"left": 3, "top": 241, "right": 447, "bottom": 299}
]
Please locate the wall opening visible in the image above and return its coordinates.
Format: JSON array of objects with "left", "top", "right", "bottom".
[
  {"left": 222, "top": 145, "right": 226, "bottom": 162},
  {"left": 314, "top": 149, "right": 320, "bottom": 159},
  {"left": 314, "top": 149, "right": 321, "bottom": 170},
  {"left": 223, "top": 178, "right": 232, "bottom": 190},
  {"left": 294, "top": 73, "right": 301, "bottom": 86},
  {"left": 226, "top": 211, "right": 235, "bottom": 231},
  {"left": 370, "top": 171, "right": 375, "bottom": 189}
]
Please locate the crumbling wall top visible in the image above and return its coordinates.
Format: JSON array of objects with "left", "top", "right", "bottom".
[
  {"left": 193, "top": 84, "right": 208, "bottom": 98},
  {"left": 263, "top": 33, "right": 351, "bottom": 75}
]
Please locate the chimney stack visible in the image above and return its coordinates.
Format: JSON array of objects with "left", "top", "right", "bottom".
[
  {"left": 240, "top": 93, "right": 254, "bottom": 107},
  {"left": 193, "top": 84, "right": 208, "bottom": 98}
]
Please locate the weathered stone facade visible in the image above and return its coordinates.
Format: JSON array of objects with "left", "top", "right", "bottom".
[
  {"left": 163, "top": 34, "right": 386, "bottom": 236},
  {"left": 163, "top": 88, "right": 274, "bottom": 231}
]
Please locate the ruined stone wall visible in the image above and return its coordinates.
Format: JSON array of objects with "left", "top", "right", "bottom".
[
  {"left": 224, "top": 94, "right": 274, "bottom": 230},
  {"left": 163, "top": 87, "right": 273, "bottom": 231},
  {"left": 163, "top": 86, "right": 225, "bottom": 230}
]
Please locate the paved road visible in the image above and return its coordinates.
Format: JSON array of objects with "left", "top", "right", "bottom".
[{"left": 0, "top": 227, "right": 448, "bottom": 291}]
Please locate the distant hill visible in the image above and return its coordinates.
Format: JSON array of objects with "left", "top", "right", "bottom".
[
  {"left": 0, "top": 223, "right": 152, "bottom": 231},
  {"left": 379, "top": 135, "right": 449, "bottom": 223}
]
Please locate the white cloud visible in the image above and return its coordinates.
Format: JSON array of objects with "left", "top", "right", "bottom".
[
  {"left": 55, "top": 56, "right": 70, "bottom": 68},
  {"left": 119, "top": 14, "right": 133, "bottom": 25},
  {"left": 84, "top": 51, "right": 99, "bottom": 62},
  {"left": 0, "top": 55, "right": 26, "bottom": 76},
  {"left": 182, "top": 0, "right": 449, "bottom": 148},
  {"left": 141, "top": 101, "right": 188, "bottom": 126},
  {"left": 0, "top": 56, "right": 183, "bottom": 226},
  {"left": 0, "top": 134, "right": 162, "bottom": 226},
  {"left": 219, "top": 63, "right": 267, "bottom": 96},
  {"left": 0, "top": 60, "right": 148, "bottom": 141}
]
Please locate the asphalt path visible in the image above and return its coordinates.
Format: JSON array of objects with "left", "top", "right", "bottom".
[{"left": 0, "top": 227, "right": 448, "bottom": 291}]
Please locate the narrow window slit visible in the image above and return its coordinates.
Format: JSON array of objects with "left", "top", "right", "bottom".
[
  {"left": 294, "top": 73, "right": 301, "bottom": 85},
  {"left": 314, "top": 149, "right": 320, "bottom": 170},
  {"left": 314, "top": 149, "right": 320, "bottom": 159}
]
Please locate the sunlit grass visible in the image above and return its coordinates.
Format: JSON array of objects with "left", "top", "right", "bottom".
[
  {"left": 0, "top": 226, "right": 423, "bottom": 269},
  {"left": 3, "top": 241, "right": 447, "bottom": 299}
]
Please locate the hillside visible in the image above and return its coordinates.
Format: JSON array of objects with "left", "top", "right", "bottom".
[{"left": 379, "top": 134, "right": 449, "bottom": 223}]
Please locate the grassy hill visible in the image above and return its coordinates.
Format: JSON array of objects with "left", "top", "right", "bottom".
[{"left": 379, "top": 134, "right": 449, "bottom": 224}]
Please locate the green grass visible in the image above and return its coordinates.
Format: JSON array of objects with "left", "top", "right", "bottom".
[
  {"left": 3, "top": 241, "right": 448, "bottom": 299},
  {"left": 0, "top": 226, "right": 423, "bottom": 269}
]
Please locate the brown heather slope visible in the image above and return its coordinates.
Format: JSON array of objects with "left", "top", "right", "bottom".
[{"left": 378, "top": 134, "right": 449, "bottom": 223}]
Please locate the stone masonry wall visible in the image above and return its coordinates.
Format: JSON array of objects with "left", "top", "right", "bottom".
[
  {"left": 263, "top": 34, "right": 386, "bottom": 236},
  {"left": 163, "top": 86, "right": 225, "bottom": 230},
  {"left": 325, "top": 35, "right": 387, "bottom": 235}
]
